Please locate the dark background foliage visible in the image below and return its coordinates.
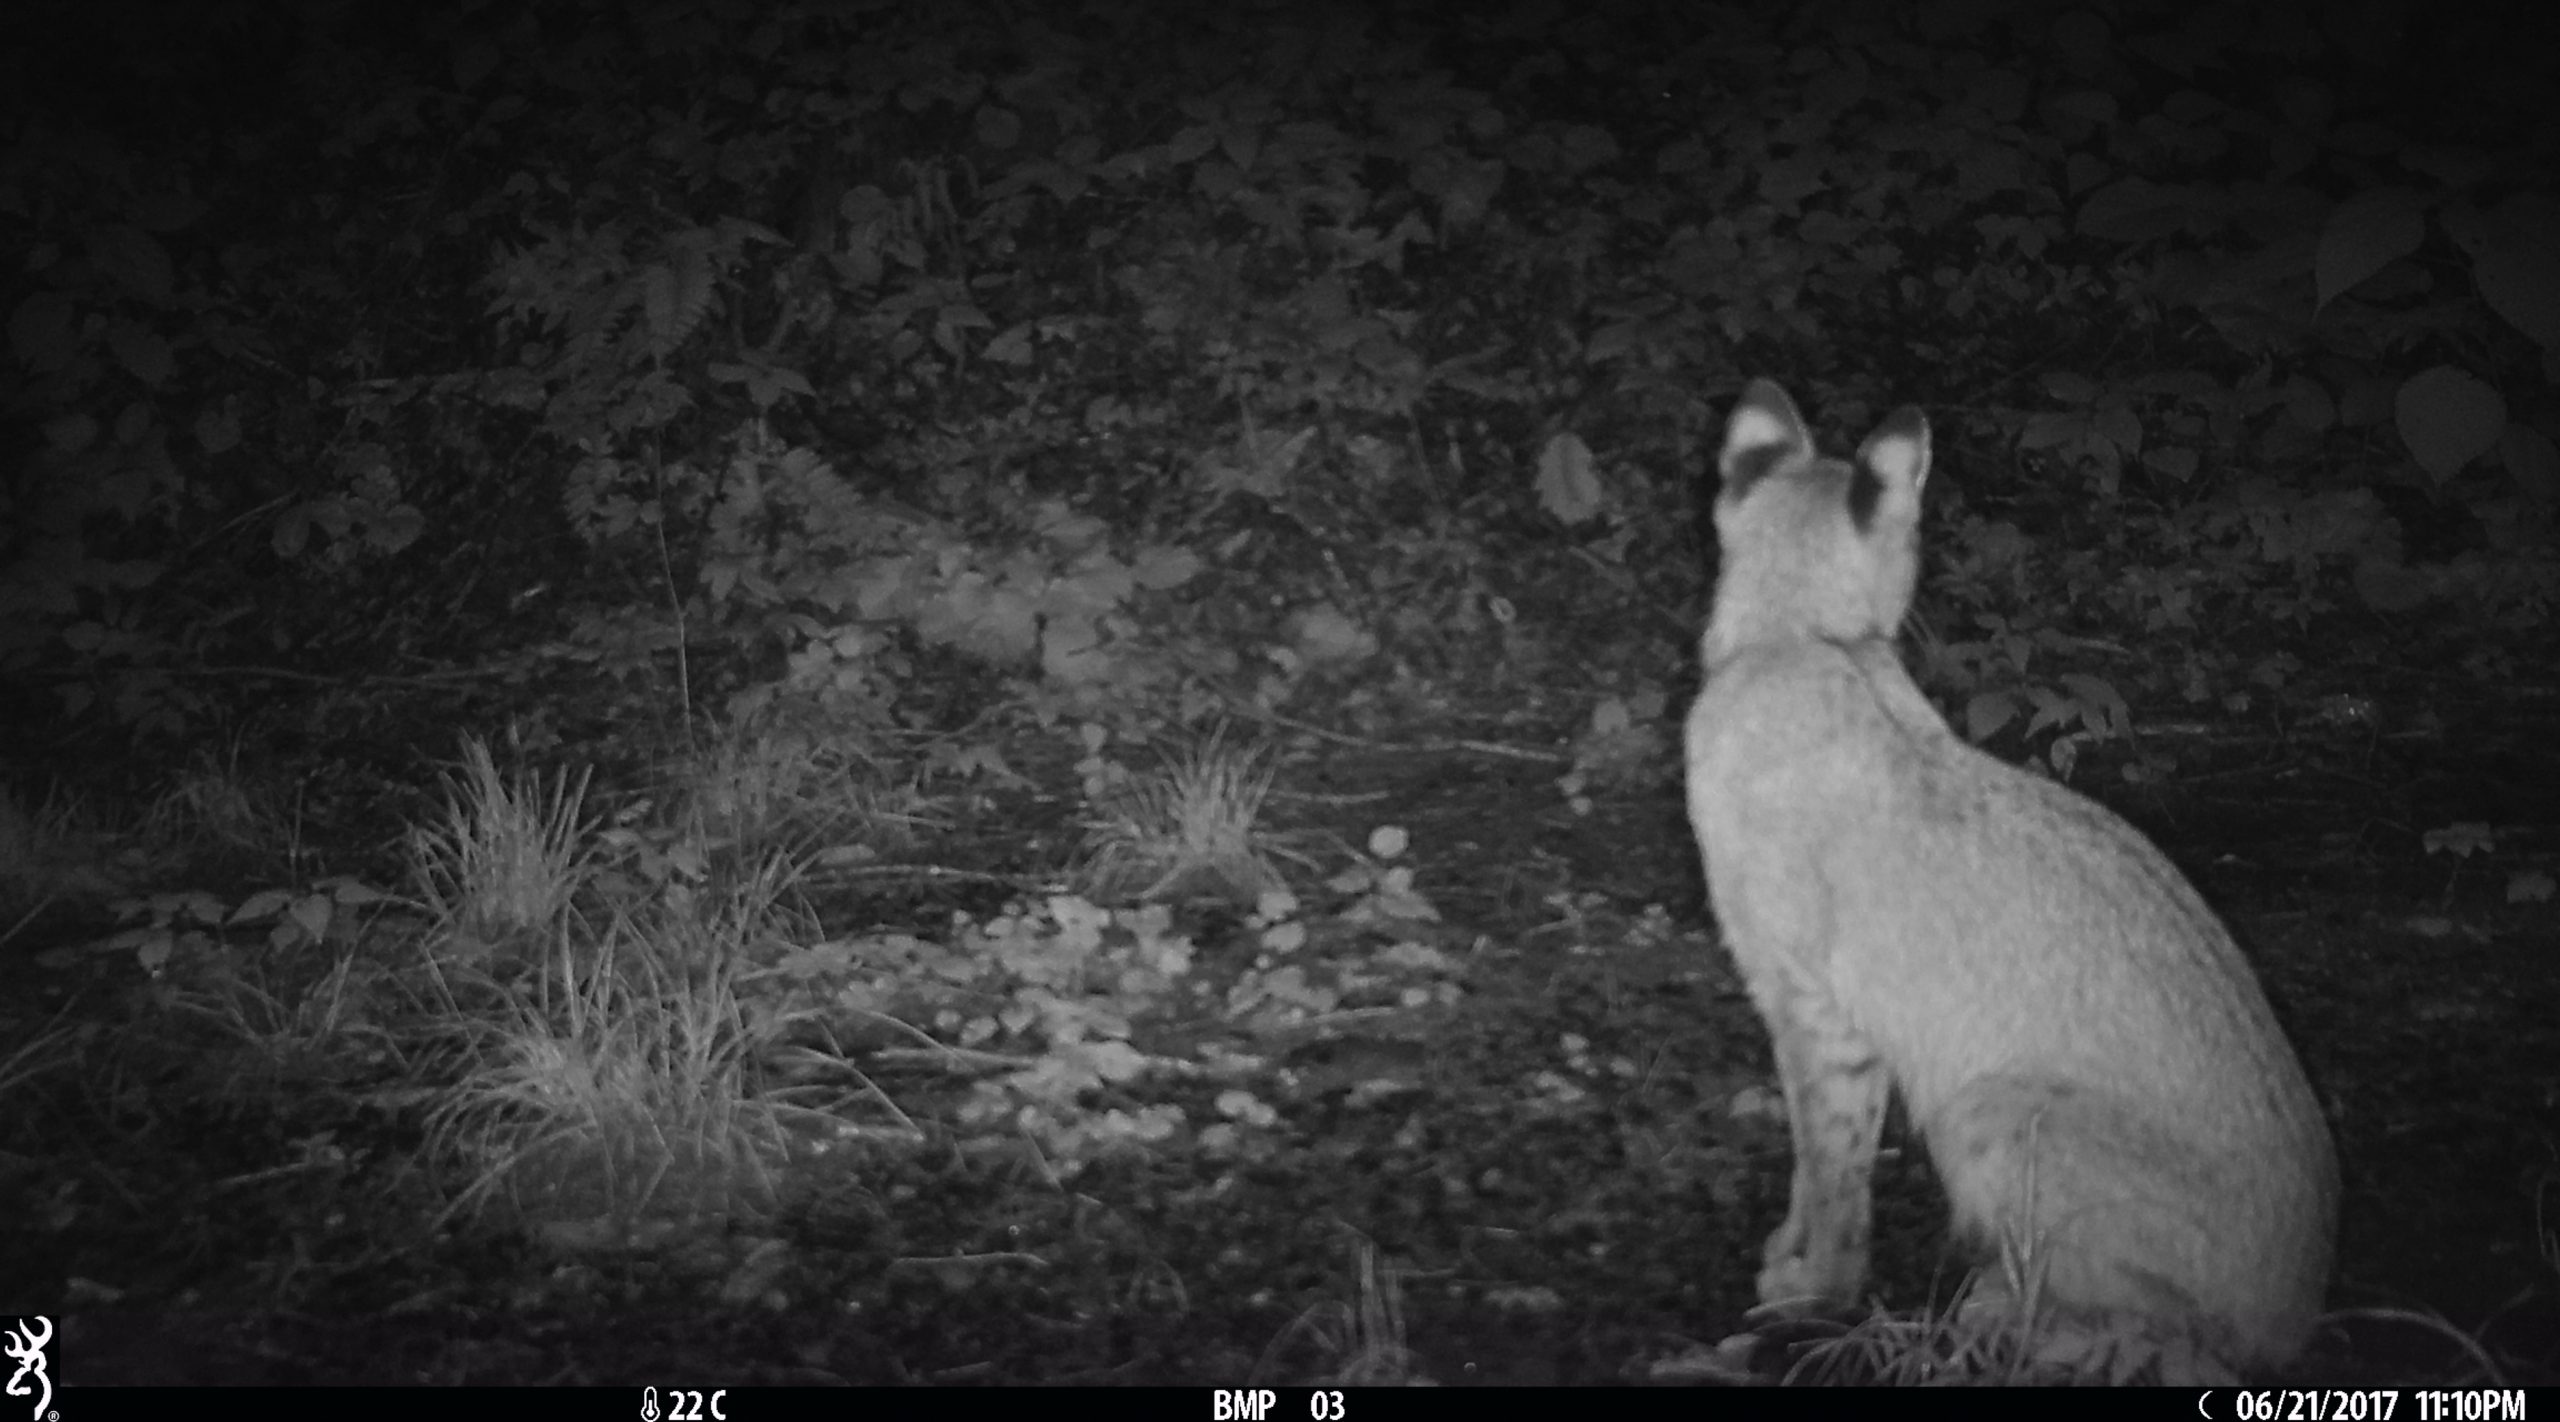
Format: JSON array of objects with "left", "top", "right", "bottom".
[{"left": 3, "top": 0, "right": 2554, "bottom": 1387}]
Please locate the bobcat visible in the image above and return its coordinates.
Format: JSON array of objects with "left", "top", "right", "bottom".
[{"left": 1684, "top": 380, "right": 2338, "bottom": 1372}]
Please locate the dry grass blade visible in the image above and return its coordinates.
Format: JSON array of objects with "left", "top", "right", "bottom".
[{"left": 1082, "top": 726, "right": 1290, "bottom": 906}]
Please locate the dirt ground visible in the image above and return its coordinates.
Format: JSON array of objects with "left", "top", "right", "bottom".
[{"left": 10, "top": 672, "right": 2558, "bottom": 1387}]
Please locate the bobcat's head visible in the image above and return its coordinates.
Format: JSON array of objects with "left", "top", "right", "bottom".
[{"left": 1702, "top": 380, "right": 1932, "bottom": 670}]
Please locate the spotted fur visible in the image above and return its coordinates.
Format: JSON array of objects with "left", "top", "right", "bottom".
[{"left": 1685, "top": 380, "right": 2337, "bottom": 1373}]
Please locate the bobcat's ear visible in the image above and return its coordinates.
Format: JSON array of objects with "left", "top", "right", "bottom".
[
  {"left": 1857, "top": 407, "right": 1931, "bottom": 500},
  {"left": 1721, "top": 380, "right": 1815, "bottom": 489}
]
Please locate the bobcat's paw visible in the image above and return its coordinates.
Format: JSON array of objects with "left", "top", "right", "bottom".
[{"left": 1754, "top": 1249, "right": 1862, "bottom": 1316}]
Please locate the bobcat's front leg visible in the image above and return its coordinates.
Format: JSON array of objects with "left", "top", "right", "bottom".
[{"left": 1755, "top": 987, "right": 1889, "bottom": 1314}]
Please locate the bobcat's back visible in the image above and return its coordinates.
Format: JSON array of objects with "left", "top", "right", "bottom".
[{"left": 1685, "top": 381, "right": 2337, "bottom": 1373}]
